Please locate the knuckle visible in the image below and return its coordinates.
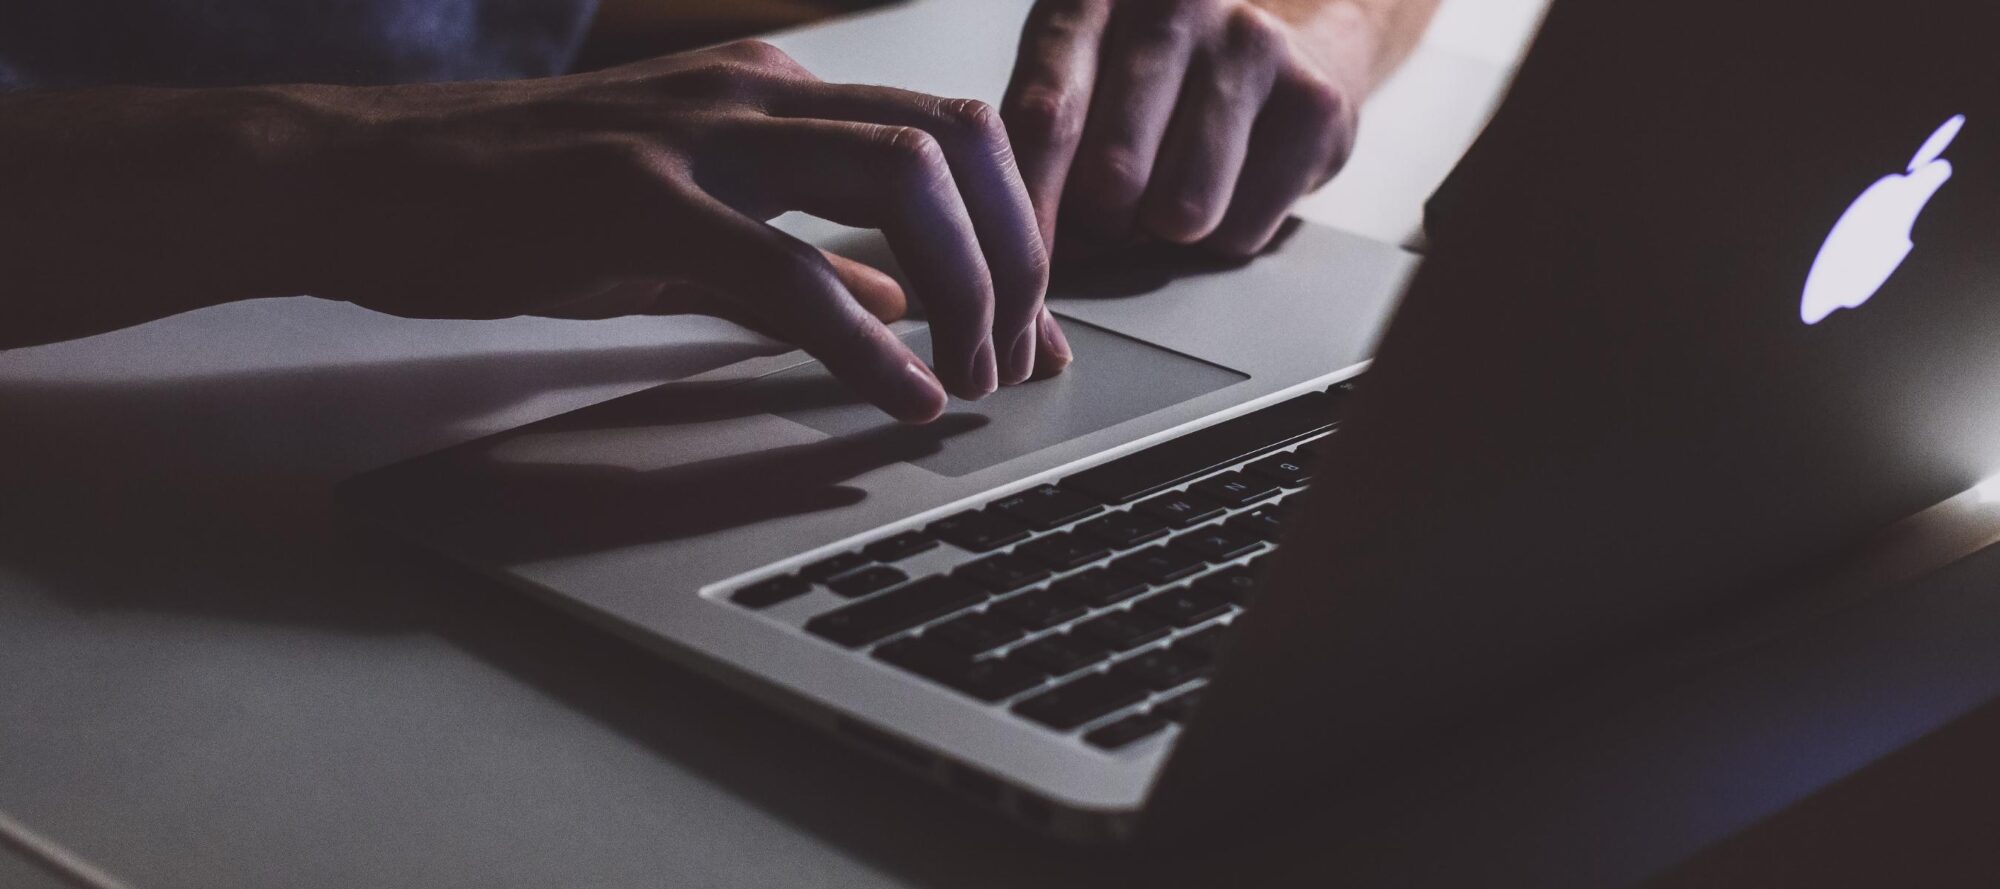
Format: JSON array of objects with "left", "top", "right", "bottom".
[
  {"left": 1027, "top": 237, "right": 1053, "bottom": 288},
  {"left": 937, "top": 97, "right": 1006, "bottom": 144},
  {"left": 1084, "top": 146, "right": 1148, "bottom": 198},
  {"left": 671, "top": 62, "right": 760, "bottom": 99},
  {"left": 1009, "top": 238, "right": 1054, "bottom": 306},
  {"left": 1223, "top": 6, "right": 1287, "bottom": 57},
  {"left": 877, "top": 125, "right": 950, "bottom": 179},
  {"left": 1284, "top": 69, "right": 1349, "bottom": 124},
  {"left": 1003, "top": 86, "right": 1079, "bottom": 141},
  {"left": 720, "top": 39, "right": 796, "bottom": 70},
  {"left": 1029, "top": 0, "right": 1102, "bottom": 35},
  {"left": 579, "top": 138, "right": 672, "bottom": 181},
  {"left": 1126, "top": 12, "right": 1194, "bottom": 48}
]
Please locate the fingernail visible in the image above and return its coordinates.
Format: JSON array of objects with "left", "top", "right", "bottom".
[
  {"left": 896, "top": 361, "right": 947, "bottom": 423},
  {"left": 1041, "top": 309, "right": 1072, "bottom": 364},
  {"left": 970, "top": 338, "right": 999, "bottom": 398},
  {"left": 1004, "top": 326, "right": 1036, "bottom": 386}
]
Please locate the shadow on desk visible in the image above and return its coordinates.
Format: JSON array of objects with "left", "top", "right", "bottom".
[{"left": 0, "top": 339, "right": 764, "bottom": 630}]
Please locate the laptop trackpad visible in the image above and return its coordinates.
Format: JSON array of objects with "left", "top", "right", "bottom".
[{"left": 772, "top": 319, "right": 1246, "bottom": 477}]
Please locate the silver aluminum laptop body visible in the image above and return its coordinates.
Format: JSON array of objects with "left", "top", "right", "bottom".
[{"left": 343, "top": 217, "right": 1416, "bottom": 839}]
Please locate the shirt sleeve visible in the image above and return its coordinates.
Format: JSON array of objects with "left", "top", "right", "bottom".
[{"left": 0, "top": 0, "right": 600, "bottom": 89}]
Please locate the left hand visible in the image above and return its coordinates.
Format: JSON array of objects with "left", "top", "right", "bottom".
[{"left": 1001, "top": 0, "right": 1378, "bottom": 261}]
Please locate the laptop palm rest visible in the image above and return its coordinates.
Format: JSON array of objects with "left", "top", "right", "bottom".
[{"left": 773, "top": 321, "right": 1247, "bottom": 478}]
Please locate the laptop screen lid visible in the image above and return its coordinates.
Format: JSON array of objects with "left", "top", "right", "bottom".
[{"left": 1147, "top": 0, "right": 2000, "bottom": 829}]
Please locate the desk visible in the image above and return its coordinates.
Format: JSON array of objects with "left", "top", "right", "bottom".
[
  {"left": 12, "top": 1, "right": 1999, "bottom": 886},
  {"left": 0, "top": 844, "right": 69, "bottom": 889}
]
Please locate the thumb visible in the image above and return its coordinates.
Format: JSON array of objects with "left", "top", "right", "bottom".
[
  {"left": 688, "top": 248, "right": 909, "bottom": 338},
  {"left": 821, "top": 249, "right": 908, "bottom": 324}
]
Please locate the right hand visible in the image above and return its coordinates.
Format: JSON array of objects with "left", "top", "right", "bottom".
[{"left": 278, "top": 40, "right": 1067, "bottom": 423}]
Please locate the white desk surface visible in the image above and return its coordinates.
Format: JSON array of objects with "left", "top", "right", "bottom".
[{"left": 11, "top": 1, "right": 2000, "bottom": 886}]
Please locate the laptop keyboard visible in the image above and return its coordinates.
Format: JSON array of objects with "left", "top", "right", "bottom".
[{"left": 727, "top": 379, "right": 1354, "bottom": 752}]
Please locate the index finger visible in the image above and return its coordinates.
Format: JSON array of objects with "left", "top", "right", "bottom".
[
  {"left": 766, "top": 84, "right": 1052, "bottom": 385},
  {"left": 719, "top": 119, "right": 1001, "bottom": 401},
  {"left": 1001, "top": 0, "right": 1115, "bottom": 252}
]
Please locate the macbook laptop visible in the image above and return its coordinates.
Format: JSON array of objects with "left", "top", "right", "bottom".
[{"left": 344, "top": 0, "right": 2000, "bottom": 842}]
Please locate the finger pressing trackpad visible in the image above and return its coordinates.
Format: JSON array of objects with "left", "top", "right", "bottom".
[{"left": 770, "top": 319, "right": 1247, "bottom": 477}]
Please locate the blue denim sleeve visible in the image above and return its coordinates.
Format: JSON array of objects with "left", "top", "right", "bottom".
[{"left": 0, "top": 0, "right": 599, "bottom": 89}]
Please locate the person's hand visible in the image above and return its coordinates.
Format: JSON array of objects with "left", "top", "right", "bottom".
[
  {"left": 284, "top": 40, "right": 1069, "bottom": 422},
  {"left": 1001, "top": 0, "right": 1378, "bottom": 260}
]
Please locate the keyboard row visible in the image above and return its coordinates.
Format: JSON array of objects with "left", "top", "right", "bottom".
[
  {"left": 725, "top": 382, "right": 1353, "bottom": 749},
  {"left": 798, "top": 503, "right": 1287, "bottom": 649},
  {"left": 872, "top": 557, "right": 1263, "bottom": 748},
  {"left": 730, "top": 437, "right": 1320, "bottom": 611},
  {"left": 801, "top": 475, "right": 1305, "bottom": 749}
]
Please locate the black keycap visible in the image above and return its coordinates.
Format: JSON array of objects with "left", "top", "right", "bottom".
[
  {"left": 877, "top": 639, "right": 1044, "bottom": 702},
  {"left": 955, "top": 553, "right": 1054, "bottom": 593},
  {"left": 1011, "top": 633, "right": 1115, "bottom": 676},
  {"left": 1112, "top": 546, "right": 1208, "bottom": 585},
  {"left": 933, "top": 658, "right": 1048, "bottom": 702},
  {"left": 1190, "top": 471, "right": 1280, "bottom": 507},
  {"left": 1174, "top": 625, "right": 1228, "bottom": 663},
  {"left": 1112, "top": 648, "right": 1207, "bottom": 691},
  {"left": 1013, "top": 672, "right": 1151, "bottom": 730},
  {"left": 1135, "top": 491, "right": 1227, "bottom": 528},
  {"left": 1136, "top": 587, "right": 1233, "bottom": 627},
  {"left": 927, "top": 510, "right": 1030, "bottom": 553},
  {"left": 1153, "top": 688, "right": 1205, "bottom": 723},
  {"left": 801, "top": 552, "right": 871, "bottom": 582},
  {"left": 1049, "top": 569, "right": 1150, "bottom": 608},
  {"left": 1227, "top": 507, "right": 1285, "bottom": 542},
  {"left": 1077, "top": 610, "right": 1175, "bottom": 651},
  {"left": 1171, "top": 525, "right": 1262, "bottom": 562},
  {"left": 926, "top": 613, "right": 1026, "bottom": 655},
  {"left": 1085, "top": 714, "right": 1170, "bottom": 750},
  {"left": 862, "top": 531, "right": 939, "bottom": 562},
  {"left": 989, "top": 484, "right": 1104, "bottom": 531},
  {"left": 991, "top": 591, "right": 1088, "bottom": 631},
  {"left": 1193, "top": 567, "right": 1259, "bottom": 603},
  {"left": 730, "top": 575, "right": 811, "bottom": 609},
  {"left": 1015, "top": 532, "right": 1112, "bottom": 571},
  {"left": 1075, "top": 510, "right": 1171, "bottom": 549},
  {"left": 1245, "top": 450, "right": 1314, "bottom": 488},
  {"left": 874, "top": 636, "right": 969, "bottom": 673},
  {"left": 1060, "top": 391, "right": 1336, "bottom": 504},
  {"left": 825, "top": 565, "right": 908, "bottom": 598},
  {"left": 806, "top": 576, "right": 988, "bottom": 648}
]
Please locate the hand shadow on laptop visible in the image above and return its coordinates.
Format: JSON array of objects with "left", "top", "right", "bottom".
[
  {"left": 0, "top": 338, "right": 776, "bottom": 630},
  {"left": 359, "top": 405, "right": 989, "bottom": 563},
  {"left": 1049, "top": 217, "right": 1306, "bottom": 301},
  {"left": 817, "top": 217, "right": 1302, "bottom": 307}
]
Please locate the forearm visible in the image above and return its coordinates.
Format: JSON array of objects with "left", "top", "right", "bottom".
[
  {"left": 0, "top": 86, "right": 321, "bottom": 348},
  {"left": 1263, "top": 0, "right": 1441, "bottom": 94}
]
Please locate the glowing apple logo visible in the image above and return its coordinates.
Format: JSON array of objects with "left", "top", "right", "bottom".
[{"left": 1801, "top": 115, "right": 1964, "bottom": 325}]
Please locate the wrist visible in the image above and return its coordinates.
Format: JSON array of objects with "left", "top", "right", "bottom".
[
  {"left": 0, "top": 85, "right": 354, "bottom": 346},
  {"left": 195, "top": 84, "right": 360, "bottom": 302}
]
